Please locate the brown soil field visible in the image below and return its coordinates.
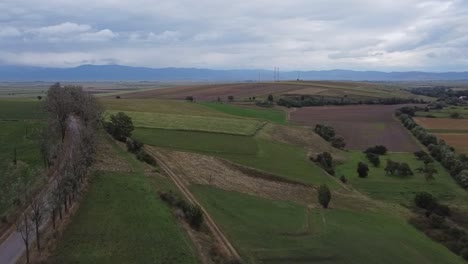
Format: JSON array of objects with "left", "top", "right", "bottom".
[
  {"left": 289, "top": 105, "right": 421, "bottom": 152},
  {"left": 121, "top": 83, "right": 301, "bottom": 100},
  {"left": 149, "top": 147, "right": 318, "bottom": 206},
  {"left": 434, "top": 133, "right": 468, "bottom": 154},
  {"left": 414, "top": 117, "right": 468, "bottom": 130}
]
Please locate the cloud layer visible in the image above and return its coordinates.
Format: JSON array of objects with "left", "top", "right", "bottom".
[{"left": 0, "top": 0, "right": 467, "bottom": 71}]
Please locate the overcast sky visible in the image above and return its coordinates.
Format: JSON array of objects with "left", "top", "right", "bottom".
[{"left": 0, "top": 0, "right": 467, "bottom": 71}]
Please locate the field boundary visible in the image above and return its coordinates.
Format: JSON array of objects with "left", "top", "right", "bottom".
[{"left": 145, "top": 147, "right": 242, "bottom": 261}]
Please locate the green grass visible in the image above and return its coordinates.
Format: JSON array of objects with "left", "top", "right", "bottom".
[
  {"left": 133, "top": 128, "right": 258, "bottom": 155},
  {"left": 0, "top": 99, "right": 45, "bottom": 120},
  {"left": 199, "top": 102, "right": 287, "bottom": 124},
  {"left": 50, "top": 138, "right": 199, "bottom": 264},
  {"left": 102, "top": 98, "right": 230, "bottom": 117},
  {"left": 335, "top": 151, "right": 468, "bottom": 208},
  {"left": 106, "top": 110, "right": 264, "bottom": 136},
  {"left": 0, "top": 120, "right": 43, "bottom": 215},
  {"left": 191, "top": 185, "right": 463, "bottom": 264},
  {"left": 218, "top": 139, "right": 337, "bottom": 186}
]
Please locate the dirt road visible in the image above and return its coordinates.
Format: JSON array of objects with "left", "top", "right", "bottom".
[
  {"left": 145, "top": 147, "right": 241, "bottom": 261},
  {"left": 0, "top": 116, "right": 81, "bottom": 264}
]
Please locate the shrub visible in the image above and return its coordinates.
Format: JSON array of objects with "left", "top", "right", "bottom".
[
  {"left": 364, "top": 145, "right": 388, "bottom": 155},
  {"left": 331, "top": 136, "right": 346, "bottom": 149},
  {"left": 185, "top": 96, "right": 194, "bottom": 102},
  {"left": 318, "top": 184, "right": 331, "bottom": 208},
  {"left": 314, "top": 124, "right": 336, "bottom": 141},
  {"left": 340, "top": 175, "right": 347, "bottom": 183},
  {"left": 433, "top": 204, "right": 451, "bottom": 217},
  {"left": 126, "top": 137, "right": 143, "bottom": 153},
  {"left": 414, "top": 192, "right": 436, "bottom": 210},
  {"left": 136, "top": 150, "right": 157, "bottom": 166},
  {"left": 357, "top": 162, "right": 369, "bottom": 178},
  {"left": 185, "top": 204, "right": 204, "bottom": 229},
  {"left": 366, "top": 152, "right": 380, "bottom": 167},
  {"left": 104, "top": 112, "right": 134, "bottom": 141},
  {"left": 429, "top": 214, "right": 445, "bottom": 229},
  {"left": 228, "top": 95, "right": 234, "bottom": 102}
]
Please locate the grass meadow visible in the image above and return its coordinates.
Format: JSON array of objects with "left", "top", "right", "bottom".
[
  {"left": 199, "top": 102, "right": 287, "bottom": 124},
  {"left": 191, "top": 185, "right": 464, "bottom": 264},
  {"left": 335, "top": 151, "right": 468, "bottom": 209}
]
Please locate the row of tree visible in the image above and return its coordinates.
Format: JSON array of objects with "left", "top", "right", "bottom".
[
  {"left": 16, "top": 84, "right": 102, "bottom": 263},
  {"left": 277, "top": 95, "right": 426, "bottom": 108},
  {"left": 313, "top": 124, "right": 346, "bottom": 149},
  {"left": 397, "top": 107, "right": 468, "bottom": 188}
]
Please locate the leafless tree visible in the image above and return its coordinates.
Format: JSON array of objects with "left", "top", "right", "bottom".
[
  {"left": 16, "top": 211, "right": 33, "bottom": 264},
  {"left": 29, "top": 195, "right": 45, "bottom": 251}
]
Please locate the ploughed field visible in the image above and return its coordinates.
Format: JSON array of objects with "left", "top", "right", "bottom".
[
  {"left": 414, "top": 117, "right": 468, "bottom": 154},
  {"left": 289, "top": 104, "right": 421, "bottom": 151},
  {"left": 118, "top": 81, "right": 419, "bottom": 101}
]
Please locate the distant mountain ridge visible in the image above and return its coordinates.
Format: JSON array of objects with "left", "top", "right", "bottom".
[{"left": 1, "top": 64, "right": 468, "bottom": 81}]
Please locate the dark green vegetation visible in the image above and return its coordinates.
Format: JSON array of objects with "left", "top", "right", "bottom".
[
  {"left": 0, "top": 100, "right": 45, "bottom": 120},
  {"left": 199, "top": 102, "right": 287, "bottom": 124},
  {"left": 191, "top": 185, "right": 464, "bottom": 264},
  {"left": 50, "top": 137, "right": 199, "bottom": 264}
]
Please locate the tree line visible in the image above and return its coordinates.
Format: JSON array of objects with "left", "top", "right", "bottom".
[
  {"left": 397, "top": 106, "right": 468, "bottom": 189},
  {"left": 277, "top": 95, "right": 426, "bottom": 108},
  {"left": 15, "top": 83, "right": 102, "bottom": 263}
]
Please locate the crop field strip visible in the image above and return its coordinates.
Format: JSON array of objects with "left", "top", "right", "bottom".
[{"left": 106, "top": 109, "right": 265, "bottom": 136}]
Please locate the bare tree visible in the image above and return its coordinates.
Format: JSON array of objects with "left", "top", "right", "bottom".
[
  {"left": 16, "top": 211, "right": 33, "bottom": 264},
  {"left": 29, "top": 195, "right": 44, "bottom": 251}
]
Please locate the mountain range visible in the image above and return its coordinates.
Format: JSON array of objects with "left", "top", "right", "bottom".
[{"left": 1, "top": 64, "right": 468, "bottom": 81}]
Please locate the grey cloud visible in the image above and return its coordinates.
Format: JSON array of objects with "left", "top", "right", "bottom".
[{"left": 0, "top": 0, "right": 467, "bottom": 70}]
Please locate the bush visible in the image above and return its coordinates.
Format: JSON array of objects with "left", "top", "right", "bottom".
[
  {"left": 433, "top": 204, "right": 451, "bottom": 217},
  {"left": 185, "top": 204, "right": 204, "bottom": 229},
  {"left": 318, "top": 184, "right": 331, "bottom": 208},
  {"left": 126, "top": 137, "right": 143, "bottom": 153},
  {"left": 331, "top": 136, "right": 346, "bottom": 149},
  {"left": 340, "top": 175, "right": 347, "bottom": 183},
  {"left": 357, "top": 162, "right": 369, "bottom": 178},
  {"left": 314, "top": 124, "right": 335, "bottom": 141},
  {"left": 315, "top": 152, "right": 334, "bottom": 175},
  {"left": 414, "top": 192, "right": 436, "bottom": 210},
  {"left": 104, "top": 112, "right": 134, "bottom": 141},
  {"left": 185, "top": 96, "right": 194, "bottom": 102},
  {"left": 429, "top": 214, "right": 445, "bottom": 229},
  {"left": 136, "top": 150, "right": 157, "bottom": 166},
  {"left": 364, "top": 145, "right": 388, "bottom": 155},
  {"left": 366, "top": 152, "right": 380, "bottom": 167}
]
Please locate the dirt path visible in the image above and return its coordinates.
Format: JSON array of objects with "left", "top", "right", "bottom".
[
  {"left": 145, "top": 147, "right": 241, "bottom": 261},
  {"left": 0, "top": 116, "right": 82, "bottom": 264}
]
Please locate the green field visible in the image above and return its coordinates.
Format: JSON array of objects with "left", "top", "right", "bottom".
[
  {"left": 0, "top": 99, "right": 45, "bottom": 120},
  {"left": 191, "top": 185, "right": 463, "bottom": 264},
  {"left": 50, "top": 137, "right": 199, "bottom": 264},
  {"left": 102, "top": 98, "right": 230, "bottom": 117},
  {"left": 0, "top": 99, "right": 44, "bottom": 216},
  {"left": 106, "top": 110, "right": 264, "bottom": 135},
  {"left": 415, "top": 106, "right": 468, "bottom": 118},
  {"left": 199, "top": 102, "right": 287, "bottom": 124},
  {"left": 133, "top": 128, "right": 258, "bottom": 155},
  {"left": 335, "top": 151, "right": 468, "bottom": 208}
]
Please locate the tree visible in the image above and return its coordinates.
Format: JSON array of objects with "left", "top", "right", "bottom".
[
  {"left": 331, "top": 136, "right": 346, "bottom": 149},
  {"left": 398, "top": 162, "right": 413, "bottom": 177},
  {"left": 217, "top": 96, "right": 222, "bottom": 103},
  {"left": 384, "top": 159, "right": 398, "bottom": 175},
  {"left": 104, "top": 112, "right": 134, "bottom": 141},
  {"left": 366, "top": 152, "right": 380, "bottom": 167},
  {"left": 414, "top": 192, "right": 436, "bottom": 210},
  {"left": 318, "top": 184, "right": 331, "bottom": 208},
  {"left": 314, "top": 124, "right": 335, "bottom": 141},
  {"left": 29, "top": 195, "right": 44, "bottom": 251},
  {"left": 357, "top": 162, "right": 369, "bottom": 178},
  {"left": 315, "top": 152, "right": 334, "bottom": 175},
  {"left": 424, "top": 166, "right": 437, "bottom": 182},
  {"left": 414, "top": 150, "right": 428, "bottom": 160},
  {"left": 267, "top": 94, "right": 274, "bottom": 102},
  {"left": 185, "top": 96, "right": 194, "bottom": 102},
  {"left": 44, "top": 83, "right": 72, "bottom": 142},
  {"left": 457, "top": 170, "right": 468, "bottom": 188},
  {"left": 37, "top": 95, "right": 42, "bottom": 100},
  {"left": 16, "top": 211, "right": 33, "bottom": 264},
  {"left": 228, "top": 95, "right": 234, "bottom": 102}
]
